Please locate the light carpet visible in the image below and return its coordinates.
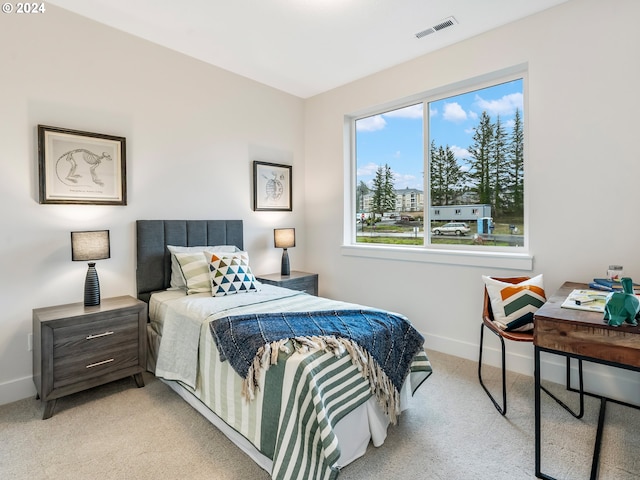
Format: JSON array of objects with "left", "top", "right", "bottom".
[{"left": 1, "top": 350, "right": 639, "bottom": 479}]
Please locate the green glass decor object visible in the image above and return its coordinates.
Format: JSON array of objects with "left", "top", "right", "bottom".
[{"left": 604, "top": 277, "right": 639, "bottom": 327}]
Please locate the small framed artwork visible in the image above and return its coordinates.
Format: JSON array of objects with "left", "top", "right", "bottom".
[
  {"left": 253, "top": 161, "right": 292, "bottom": 211},
  {"left": 38, "top": 125, "right": 127, "bottom": 205}
]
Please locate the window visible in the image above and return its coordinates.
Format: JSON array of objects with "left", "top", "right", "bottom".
[{"left": 352, "top": 70, "right": 525, "bottom": 252}]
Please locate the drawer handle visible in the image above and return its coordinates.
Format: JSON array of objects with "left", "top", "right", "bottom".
[
  {"left": 86, "top": 358, "right": 114, "bottom": 369},
  {"left": 86, "top": 331, "right": 115, "bottom": 340}
]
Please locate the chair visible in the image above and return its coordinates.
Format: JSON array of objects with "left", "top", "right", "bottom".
[{"left": 478, "top": 276, "right": 585, "bottom": 417}]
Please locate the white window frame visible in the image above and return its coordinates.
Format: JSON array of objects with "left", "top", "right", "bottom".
[{"left": 342, "top": 65, "right": 532, "bottom": 271}]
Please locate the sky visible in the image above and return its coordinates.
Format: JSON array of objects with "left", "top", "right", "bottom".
[{"left": 355, "top": 78, "right": 523, "bottom": 191}]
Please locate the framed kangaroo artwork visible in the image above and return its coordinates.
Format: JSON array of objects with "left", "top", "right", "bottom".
[{"left": 37, "top": 125, "right": 127, "bottom": 205}]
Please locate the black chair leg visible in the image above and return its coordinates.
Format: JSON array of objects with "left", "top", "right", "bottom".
[
  {"left": 540, "top": 356, "right": 584, "bottom": 419},
  {"left": 478, "top": 323, "right": 507, "bottom": 415}
]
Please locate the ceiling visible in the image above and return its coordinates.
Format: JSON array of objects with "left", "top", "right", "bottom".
[{"left": 48, "top": 0, "right": 569, "bottom": 98}]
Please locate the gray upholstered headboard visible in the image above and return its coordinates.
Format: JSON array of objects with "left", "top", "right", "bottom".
[{"left": 136, "top": 220, "right": 243, "bottom": 303}]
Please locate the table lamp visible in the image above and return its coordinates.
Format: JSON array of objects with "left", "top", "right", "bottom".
[
  {"left": 274, "top": 228, "right": 295, "bottom": 276},
  {"left": 71, "top": 230, "right": 110, "bottom": 306}
]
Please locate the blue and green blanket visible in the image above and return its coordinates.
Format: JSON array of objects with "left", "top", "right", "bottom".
[{"left": 209, "top": 309, "right": 425, "bottom": 420}]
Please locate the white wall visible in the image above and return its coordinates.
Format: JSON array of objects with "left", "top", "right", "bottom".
[
  {"left": 0, "top": 6, "right": 305, "bottom": 404},
  {"left": 2, "top": 0, "right": 639, "bottom": 407},
  {"left": 304, "top": 0, "right": 640, "bottom": 401}
]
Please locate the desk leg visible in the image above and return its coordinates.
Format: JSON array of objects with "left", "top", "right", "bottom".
[
  {"left": 536, "top": 349, "right": 611, "bottom": 480},
  {"left": 541, "top": 357, "right": 584, "bottom": 419},
  {"left": 535, "top": 345, "right": 557, "bottom": 480},
  {"left": 590, "top": 398, "right": 607, "bottom": 480},
  {"left": 535, "top": 346, "right": 542, "bottom": 477}
]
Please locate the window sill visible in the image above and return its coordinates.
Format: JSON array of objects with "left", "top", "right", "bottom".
[{"left": 340, "top": 244, "right": 533, "bottom": 271}]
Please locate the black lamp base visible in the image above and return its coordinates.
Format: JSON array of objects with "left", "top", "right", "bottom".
[
  {"left": 281, "top": 249, "right": 290, "bottom": 276},
  {"left": 84, "top": 262, "right": 101, "bottom": 306}
]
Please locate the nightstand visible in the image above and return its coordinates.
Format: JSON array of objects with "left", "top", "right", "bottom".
[
  {"left": 257, "top": 271, "right": 318, "bottom": 296},
  {"left": 33, "top": 295, "right": 147, "bottom": 419}
]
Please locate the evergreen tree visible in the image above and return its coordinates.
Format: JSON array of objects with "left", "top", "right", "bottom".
[
  {"left": 356, "top": 180, "right": 370, "bottom": 213},
  {"left": 371, "top": 164, "right": 396, "bottom": 216},
  {"left": 430, "top": 141, "right": 467, "bottom": 205},
  {"left": 506, "top": 108, "right": 524, "bottom": 214},
  {"left": 382, "top": 164, "right": 396, "bottom": 212},
  {"left": 429, "top": 141, "right": 446, "bottom": 205},
  {"left": 443, "top": 145, "right": 467, "bottom": 204},
  {"left": 491, "top": 115, "right": 508, "bottom": 216},
  {"left": 467, "top": 111, "right": 494, "bottom": 205}
]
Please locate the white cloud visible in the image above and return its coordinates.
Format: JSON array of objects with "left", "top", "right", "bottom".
[
  {"left": 356, "top": 115, "right": 386, "bottom": 132},
  {"left": 442, "top": 102, "right": 467, "bottom": 122},
  {"left": 450, "top": 145, "right": 470, "bottom": 160},
  {"left": 474, "top": 92, "right": 523, "bottom": 116},
  {"left": 383, "top": 103, "right": 423, "bottom": 119},
  {"left": 394, "top": 173, "right": 421, "bottom": 189},
  {"left": 357, "top": 162, "right": 380, "bottom": 176},
  {"left": 357, "top": 104, "right": 422, "bottom": 132},
  {"left": 429, "top": 107, "right": 437, "bottom": 117},
  {"left": 502, "top": 118, "right": 515, "bottom": 130}
]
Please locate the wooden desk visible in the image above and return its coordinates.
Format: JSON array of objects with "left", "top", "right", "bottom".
[{"left": 533, "top": 281, "right": 640, "bottom": 479}]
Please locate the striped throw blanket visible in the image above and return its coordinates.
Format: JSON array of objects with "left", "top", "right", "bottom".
[
  {"left": 209, "top": 309, "right": 427, "bottom": 480},
  {"left": 209, "top": 309, "right": 425, "bottom": 421}
]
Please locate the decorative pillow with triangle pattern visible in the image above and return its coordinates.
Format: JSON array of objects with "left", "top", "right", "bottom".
[{"left": 207, "top": 252, "right": 260, "bottom": 297}]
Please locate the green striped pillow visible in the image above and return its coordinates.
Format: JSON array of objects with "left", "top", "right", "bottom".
[
  {"left": 168, "top": 245, "right": 240, "bottom": 289},
  {"left": 174, "top": 252, "right": 211, "bottom": 294}
]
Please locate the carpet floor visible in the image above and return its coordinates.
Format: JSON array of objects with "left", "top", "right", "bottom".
[{"left": 1, "top": 350, "right": 639, "bottom": 479}]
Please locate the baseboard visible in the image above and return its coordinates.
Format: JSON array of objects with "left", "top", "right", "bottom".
[
  {"left": 424, "top": 332, "right": 640, "bottom": 405},
  {"left": 3, "top": 334, "right": 638, "bottom": 407},
  {"left": 425, "top": 331, "right": 535, "bottom": 375},
  {"left": 0, "top": 375, "right": 36, "bottom": 406}
]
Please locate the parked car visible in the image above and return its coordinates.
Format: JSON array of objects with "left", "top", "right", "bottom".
[{"left": 431, "top": 222, "right": 470, "bottom": 236}]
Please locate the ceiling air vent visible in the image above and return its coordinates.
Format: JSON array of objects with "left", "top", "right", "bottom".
[{"left": 415, "top": 16, "right": 457, "bottom": 39}]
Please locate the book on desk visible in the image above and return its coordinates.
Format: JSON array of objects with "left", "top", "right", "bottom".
[
  {"left": 561, "top": 286, "right": 640, "bottom": 314},
  {"left": 561, "top": 289, "right": 609, "bottom": 313},
  {"left": 588, "top": 278, "right": 640, "bottom": 292}
]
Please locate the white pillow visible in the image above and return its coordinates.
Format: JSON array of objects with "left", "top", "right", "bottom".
[
  {"left": 167, "top": 245, "right": 240, "bottom": 289},
  {"left": 482, "top": 274, "right": 546, "bottom": 332}
]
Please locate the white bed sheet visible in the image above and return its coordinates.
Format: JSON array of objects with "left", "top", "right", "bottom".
[{"left": 147, "top": 285, "right": 416, "bottom": 475}]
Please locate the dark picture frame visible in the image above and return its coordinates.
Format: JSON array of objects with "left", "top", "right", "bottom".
[
  {"left": 253, "top": 161, "right": 292, "bottom": 211},
  {"left": 38, "top": 125, "right": 127, "bottom": 205}
]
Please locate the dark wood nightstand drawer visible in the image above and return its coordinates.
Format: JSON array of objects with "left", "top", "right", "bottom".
[
  {"left": 53, "top": 314, "right": 139, "bottom": 359},
  {"left": 53, "top": 343, "right": 139, "bottom": 389},
  {"left": 280, "top": 276, "right": 316, "bottom": 294}
]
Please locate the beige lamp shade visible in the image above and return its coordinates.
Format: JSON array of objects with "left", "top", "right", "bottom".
[
  {"left": 274, "top": 228, "right": 295, "bottom": 249},
  {"left": 71, "top": 230, "right": 111, "bottom": 261}
]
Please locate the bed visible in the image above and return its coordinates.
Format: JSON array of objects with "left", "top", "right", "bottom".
[{"left": 136, "top": 219, "right": 432, "bottom": 480}]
